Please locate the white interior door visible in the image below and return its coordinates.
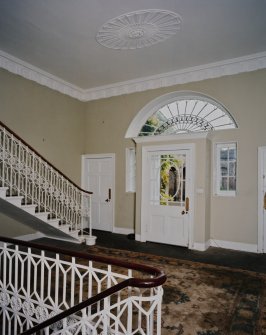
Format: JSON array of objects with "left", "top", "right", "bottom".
[
  {"left": 82, "top": 155, "right": 114, "bottom": 232},
  {"left": 142, "top": 146, "right": 193, "bottom": 247}
]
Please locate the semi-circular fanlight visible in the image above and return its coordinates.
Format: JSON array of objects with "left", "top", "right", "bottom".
[{"left": 139, "top": 97, "right": 237, "bottom": 136}]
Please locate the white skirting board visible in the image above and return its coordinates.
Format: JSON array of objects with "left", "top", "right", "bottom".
[
  {"left": 113, "top": 227, "right": 135, "bottom": 235},
  {"left": 192, "top": 239, "right": 258, "bottom": 253},
  {"left": 210, "top": 239, "right": 258, "bottom": 253}
]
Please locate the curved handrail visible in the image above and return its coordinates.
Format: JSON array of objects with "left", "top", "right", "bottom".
[
  {"left": 0, "top": 235, "right": 166, "bottom": 335},
  {"left": 0, "top": 120, "right": 92, "bottom": 195},
  {"left": 0, "top": 236, "right": 166, "bottom": 284},
  {"left": 0, "top": 236, "right": 166, "bottom": 288},
  {"left": 20, "top": 280, "right": 132, "bottom": 335}
]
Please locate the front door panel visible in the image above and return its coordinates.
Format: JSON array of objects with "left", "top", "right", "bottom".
[{"left": 147, "top": 150, "right": 190, "bottom": 246}]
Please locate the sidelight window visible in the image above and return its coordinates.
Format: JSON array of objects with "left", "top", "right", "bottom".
[{"left": 215, "top": 142, "right": 237, "bottom": 196}]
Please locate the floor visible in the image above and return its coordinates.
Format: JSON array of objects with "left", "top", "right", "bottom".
[
  {"left": 34, "top": 229, "right": 266, "bottom": 274},
  {"left": 1, "top": 197, "right": 266, "bottom": 274}
]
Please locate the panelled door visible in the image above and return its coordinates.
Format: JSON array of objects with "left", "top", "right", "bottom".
[
  {"left": 82, "top": 155, "right": 114, "bottom": 232},
  {"left": 142, "top": 146, "right": 193, "bottom": 247}
]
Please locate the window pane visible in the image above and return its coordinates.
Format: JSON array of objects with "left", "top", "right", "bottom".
[
  {"left": 229, "top": 161, "right": 236, "bottom": 176},
  {"left": 220, "top": 161, "right": 228, "bottom": 176},
  {"left": 220, "top": 148, "right": 228, "bottom": 160},
  {"left": 229, "top": 177, "right": 236, "bottom": 191},
  {"left": 220, "top": 177, "right": 228, "bottom": 191},
  {"left": 159, "top": 154, "right": 186, "bottom": 206},
  {"left": 229, "top": 148, "right": 236, "bottom": 160}
]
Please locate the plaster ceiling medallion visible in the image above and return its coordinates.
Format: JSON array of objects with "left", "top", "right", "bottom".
[{"left": 96, "top": 9, "right": 182, "bottom": 50}]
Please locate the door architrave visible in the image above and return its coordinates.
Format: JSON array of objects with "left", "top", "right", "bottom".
[
  {"left": 258, "top": 146, "right": 266, "bottom": 253},
  {"left": 141, "top": 143, "right": 195, "bottom": 249},
  {"left": 81, "top": 153, "right": 115, "bottom": 232}
]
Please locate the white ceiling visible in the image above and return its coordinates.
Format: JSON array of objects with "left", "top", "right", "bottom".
[{"left": 0, "top": 0, "right": 266, "bottom": 100}]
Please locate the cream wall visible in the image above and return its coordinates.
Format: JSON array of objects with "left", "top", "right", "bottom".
[
  {"left": 85, "top": 69, "right": 266, "bottom": 247},
  {"left": 0, "top": 68, "right": 86, "bottom": 185},
  {"left": 1, "top": 66, "right": 266, "bottom": 248}
]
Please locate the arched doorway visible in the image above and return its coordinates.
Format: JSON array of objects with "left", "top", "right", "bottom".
[{"left": 126, "top": 91, "right": 237, "bottom": 248}]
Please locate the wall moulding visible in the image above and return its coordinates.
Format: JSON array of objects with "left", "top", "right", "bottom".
[{"left": 1, "top": 49, "right": 266, "bottom": 102}]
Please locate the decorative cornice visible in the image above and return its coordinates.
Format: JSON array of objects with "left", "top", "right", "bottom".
[
  {"left": 0, "top": 50, "right": 86, "bottom": 101},
  {"left": 0, "top": 49, "right": 266, "bottom": 102},
  {"left": 84, "top": 51, "right": 266, "bottom": 101}
]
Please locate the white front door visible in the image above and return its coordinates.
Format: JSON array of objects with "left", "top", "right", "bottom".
[
  {"left": 142, "top": 145, "right": 194, "bottom": 247},
  {"left": 82, "top": 155, "right": 115, "bottom": 232}
]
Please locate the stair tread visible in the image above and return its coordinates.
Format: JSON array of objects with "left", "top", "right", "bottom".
[{"left": 22, "top": 204, "right": 37, "bottom": 208}]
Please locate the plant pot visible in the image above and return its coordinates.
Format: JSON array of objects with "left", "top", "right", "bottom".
[{"left": 85, "top": 235, "right": 97, "bottom": 246}]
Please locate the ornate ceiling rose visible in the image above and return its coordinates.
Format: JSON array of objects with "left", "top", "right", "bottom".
[{"left": 96, "top": 9, "right": 182, "bottom": 50}]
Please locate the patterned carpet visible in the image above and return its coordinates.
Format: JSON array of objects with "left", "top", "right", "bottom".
[{"left": 86, "top": 245, "right": 266, "bottom": 335}]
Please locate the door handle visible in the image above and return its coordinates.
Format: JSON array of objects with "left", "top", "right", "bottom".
[
  {"left": 264, "top": 193, "right": 266, "bottom": 210},
  {"left": 185, "top": 197, "right": 189, "bottom": 212},
  {"left": 181, "top": 197, "right": 189, "bottom": 215},
  {"left": 105, "top": 188, "right": 111, "bottom": 202}
]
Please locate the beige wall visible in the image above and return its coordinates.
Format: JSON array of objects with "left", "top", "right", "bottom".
[
  {"left": 85, "top": 69, "right": 266, "bottom": 246},
  {"left": 1, "top": 67, "right": 266, "bottom": 247},
  {"left": 0, "top": 68, "right": 86, "bottom": 185}
]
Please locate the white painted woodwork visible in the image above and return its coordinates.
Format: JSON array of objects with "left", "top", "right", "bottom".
[
  {"left": 82, "top": 155, "right": 115, "bottom": 232},
  {"left": 0, "top": 123, "right": 92, "bottom": 242},
  {"left": 258, "top": 147, "right": 266, "bottom": 253},
  {"left": 0, "top": 238, "right": 163, "bottom": 334},
  {"left": 141, "top": 144, "right": 194, "bottom": 247}
]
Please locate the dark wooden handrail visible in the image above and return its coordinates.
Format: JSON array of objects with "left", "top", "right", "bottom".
[
  {"left": 0, "top": 235, "right": 166, "bottom": 335},
  {"left": 0, "top": 120, "right": 92, "bottom": 195},
  {"left": 20, "top": 280, "right": 132, "bottom": 335}
]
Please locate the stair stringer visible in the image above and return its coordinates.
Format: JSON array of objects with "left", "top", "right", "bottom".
[{"left": 0, "top": 187, "right": 80, "bottom": 243}]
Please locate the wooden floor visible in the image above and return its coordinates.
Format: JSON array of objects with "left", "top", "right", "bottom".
[{"left": 34, "top": 229, "right": 266, "bottom": 274}]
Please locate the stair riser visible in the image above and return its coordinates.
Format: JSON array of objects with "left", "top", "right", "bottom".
[
  {"left": 59, "top": 226, "right": 70, "bottom": 234},
  {"left": 21, "top": 206, "right": 37, "bottom": 215},
  {"left": 5, "top": 197, "right": 24, "bottom": 207},
  {"left": 34, "top": 213, "right": 49, "bottom": 222},
  {"left": 0, "top": 187, "right": 8, "bottom": 198},
  {"left": 47, "top": 220, "right": 61, "bottom": 228}
]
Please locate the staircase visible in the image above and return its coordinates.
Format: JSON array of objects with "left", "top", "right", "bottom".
[{"left": 0, "top": 121, "right": 92, "bottom": 242}]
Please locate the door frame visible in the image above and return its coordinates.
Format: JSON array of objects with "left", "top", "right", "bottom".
[
  {"left": 258, "top": 146, "right": 266, "bottom": 253},
  {"left": 141, "top": 143, "right": 195, "bottom": 248},
  {"left": 81, "top": 153, "right": 115, "bottom": 232}
]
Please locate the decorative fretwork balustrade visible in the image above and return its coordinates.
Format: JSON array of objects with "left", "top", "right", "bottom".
[
  {"left": 0, "top": 236, "right": 166, "bottom": 335},
  {"left": 0, "top": 121, "right": 92, "bottom": 239}
]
